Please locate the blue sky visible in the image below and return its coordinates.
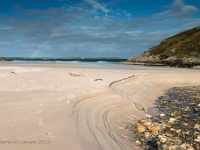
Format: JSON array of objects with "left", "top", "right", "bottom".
[{"left": 0, "top": 0, "right": 199, "bottom": 58}]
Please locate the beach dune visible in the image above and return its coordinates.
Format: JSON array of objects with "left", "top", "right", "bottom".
[{"left": 0, "top": 64, "right": 199, "bottom": 150}]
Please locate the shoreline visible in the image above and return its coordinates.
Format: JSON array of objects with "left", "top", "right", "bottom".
[
  {"left": 118, "top": 61, "right": 200, "bottom": 70},
  {"left": 1, "top": 61, "right": 200, "bottom": 72},
  {"left": 0, "top": 63, "right": 199, "bottom": 149}
]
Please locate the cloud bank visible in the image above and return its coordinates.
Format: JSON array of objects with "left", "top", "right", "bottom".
[
  {"left": 155, "top": 0, "right": 198, "bottom": 18},
  {"left": 0, "top": 0, "right": 199, "bottom": 58}
]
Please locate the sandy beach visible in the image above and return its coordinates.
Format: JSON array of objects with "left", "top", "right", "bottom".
[{"left": 0, "top": 63, "right": 199, "bottom": 150}]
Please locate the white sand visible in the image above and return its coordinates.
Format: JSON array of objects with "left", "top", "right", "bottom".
[{"left": 0, "top": 64, "right": 199, "bottom": 150}]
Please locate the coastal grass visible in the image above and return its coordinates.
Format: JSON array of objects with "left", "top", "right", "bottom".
[{"left": 148, "top": 26, "right": 200, "bottom": 59}]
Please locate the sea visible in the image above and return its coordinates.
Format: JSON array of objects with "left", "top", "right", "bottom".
[
  {"left": 12, "top": 57, "right": 126, "bottom": 63},
  {"left": 1, "top": 58, "right": 198, "bottom": 72},
  {"left": 11, "top": 58, "right": 133, "bottom": 70}
]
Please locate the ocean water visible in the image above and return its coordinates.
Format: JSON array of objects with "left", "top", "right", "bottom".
[
  {"left": 1, "top": 59, "right": 199, "bottom": 72},
  {"left": 12, "top": 58, "right": 127, "bottom": 63},
  {"left": 11, "top": 58, "right": 132, "bottom": 70}
]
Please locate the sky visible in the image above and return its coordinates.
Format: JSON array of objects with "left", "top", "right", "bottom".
[{"left": 0, "top": 0, "right": 199, "bottom": 58}]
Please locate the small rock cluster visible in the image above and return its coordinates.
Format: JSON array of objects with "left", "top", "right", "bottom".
[{"left": 130, "top": 86, "right": 200, "bottom": 150}]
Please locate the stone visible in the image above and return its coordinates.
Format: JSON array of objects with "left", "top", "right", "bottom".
[
  {"left": 186, "top": 131, "right": 190, "bottom": 135},
  {"left": 170, "top": 128, "right": 176, "bottom": 132},
  {"left": 146, "top": 139, "right": 158, "bottom": 149},
  {"left": 159, "top": 113, "right": 166, "bottom": 118},
  {"left": 144, "top": 132, "right": 151, "bottom": 139},
  {"left": 160, "top": 137, "right": 167, "bottom": 143},
  {"left": 169, "top": 118, "right": 176, "bottom": 123},
  {"left": 194, "top": 124, "right": 200, "bottom": 130},
  {"left": 176, "top": 129, "right": 181, "bottom": 133},
  {"left": 193, "top": 107, "right": 199, "bottom": 113},
  {"left": 169, "top": 145, "right": 178, "bottom": 150},
  {"left": 180, "top": 143, "right": 194, "bottom": 150},
  {"left": 184, "top": 107, "right": 190, "bottom": 112},
  {"left": 144, "top": 121, "right": 152, "bottom": 129},
  {"left": 137, "top": 125, "right": 146, "bottom": 133},
  {"left": 151, "top": 126, "right": 161, "bottom": 132},
  {"left": 152, "top": 131, "right": 159, "bottom": 136},
  {"left": 133, "top": 102, "right": 146, "bottom": 112},
  {"left": 136, "top": 140, "right": 142, "bottom": 146},
  {"left": 159, "top": 123, "right": 166, "bottom": 131},
  {"left": 175, "top": 138, "right": 182, "bottom": 144},
  {"left": 195, "top": 135, "right": 200, "bottom": 142},
  {"left": 183, "top": 122, "right": 188, "bottom": 126},
  {"left": 162, "top": 144, "right": 168, "bottom": 149},
  {"left": 145, "top": 114, "right": 152, "bottom": 119}
]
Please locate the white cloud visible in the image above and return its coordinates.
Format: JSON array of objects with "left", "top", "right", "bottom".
[
  {"left": 154, "top": 0, "right": 198, "bottom": 18},
  {"left": 85, "top": 0, "right": 109, "bottom": 13},
  {"left": 171, "top": 0, "right": 197, "bottom": 17}
]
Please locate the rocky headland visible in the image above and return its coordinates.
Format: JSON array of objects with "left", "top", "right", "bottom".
[{"left": 125, "top": 26, "right": 200, "bottom": 68}]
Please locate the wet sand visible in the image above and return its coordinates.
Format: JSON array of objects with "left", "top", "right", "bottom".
[{"left": 0, "top": 63, "right": 199, "bottom": 150}]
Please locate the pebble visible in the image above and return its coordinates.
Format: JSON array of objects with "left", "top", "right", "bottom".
[
  {"left": 144, "top": 132, "right": 151, "bottom": 138},
  {"left": 194, "top": 124, "right": 200, "bottom": 130},
  {"left": 169, "top": 118, "right": 176, "bottom": 123},
  {"left": 131, "top": 86, "right": 200, "bottom": 150},
  {"left": 136, "top": 140, "right": 142, "bottom": 146},
  {"left": 160, "top": 137, "right": 167, "bottom": 143},
  {"left": 137, "top": 125, "right": 145, "bottom": 133},
  {"left": 195, "top": 135, "right": 200, "bottom": 142},
  {"left": 159, "top": 113, "right": 166, "bottom": 118}
]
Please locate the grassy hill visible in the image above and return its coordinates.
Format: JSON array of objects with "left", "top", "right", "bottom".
[
  {"left": 127, "top": 26, "right": 200, "bottom": 67},
  {"left": 148, "top": 26, "right": 200, "bottom": 59}
]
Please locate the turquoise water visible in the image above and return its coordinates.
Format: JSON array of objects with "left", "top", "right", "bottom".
[
  {"left": 12, "top": 58, "right": 127, "bottom": 63},
  {"left": 1, "top": 61, "right": 199, "bottom": 72}
]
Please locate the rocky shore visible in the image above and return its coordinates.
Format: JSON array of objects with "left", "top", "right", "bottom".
[
  {"left": 128, "top": 86, "right": 200, "bottom": 150},
  {"left": 125, "top": 56, "right": 200, "bottom": 68}
]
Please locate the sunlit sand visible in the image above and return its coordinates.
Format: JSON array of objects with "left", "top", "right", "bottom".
[{"left": 0, "top": 63, "right": 199, "bottom": 150}]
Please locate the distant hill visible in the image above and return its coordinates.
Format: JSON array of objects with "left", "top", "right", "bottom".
[
  {"left": 127, "top": 26, "right": 200, "bottom": 67},
  {"left": 3, "top": 57, "right": 127, "bottom": 63},
  {"left": 0, "top": 57, "right": 12, "bottom": 61}
]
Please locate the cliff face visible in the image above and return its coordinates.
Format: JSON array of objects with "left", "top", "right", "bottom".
[{"left": 128, "top": 26, "right": 200, "bottom": 67}]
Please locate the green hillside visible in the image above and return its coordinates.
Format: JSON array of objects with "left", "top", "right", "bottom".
[
  {"left": 148, "top": 26, "right": 200, "bottom": 59},
  {"left": 127, "top": 26, "right": 200, "bottom": 67}
]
